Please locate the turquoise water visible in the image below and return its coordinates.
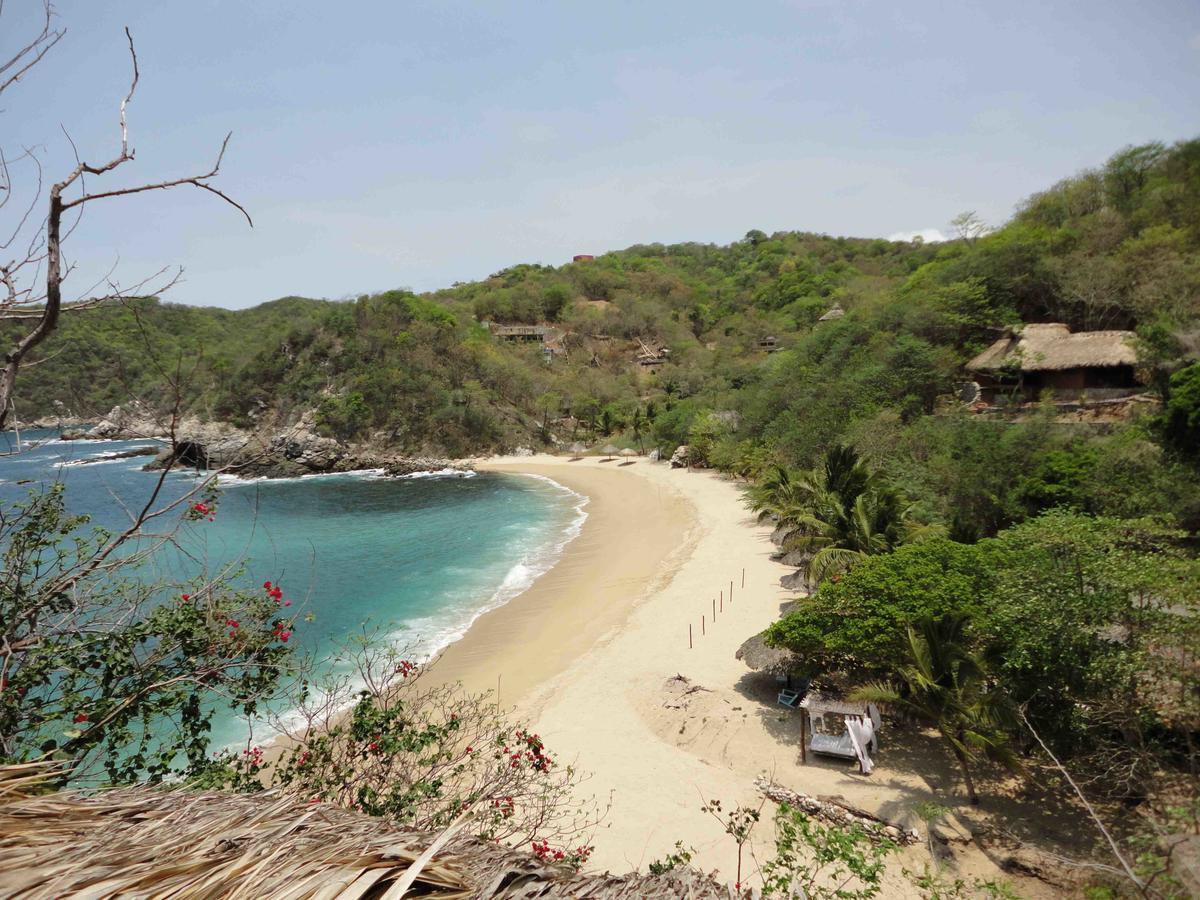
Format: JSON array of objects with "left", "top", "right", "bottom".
[{"left": 0, "top": 430, "right": 585, "bottom": 748}]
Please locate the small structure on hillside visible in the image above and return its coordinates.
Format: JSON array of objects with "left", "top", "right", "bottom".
[
  {"left": 816, "top": 303, "right": 845, "bottom": 323},
  {"left": 757, "top": 335, "right": 780, "bottom": 352},
  {"left": 635, "top": 338, "right": 669, "bottom": 367},
  {"left": 488, "top": 323, "right": 567, "bottom": 359},
  {"left": 966, "top": 323, "right": 1141, "bottom": 404},
  {"left": 488, "top": 323, "right": 550, "bottom": 341},
  {"left": 572, "top": 254, "right": 595, "bottom": 262}
]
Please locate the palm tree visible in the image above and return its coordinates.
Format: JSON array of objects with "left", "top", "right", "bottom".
[
  {"left": 746, "top": 465, "right": 806, "bottom": 522},
  {"left": 852, "top": 614, "right": 1020, "bottom": 805},
  {"left": 783, "top": 485, "right": 909, "bottom": 583},
  {"left": 748, "top": 446, "right": 931, "bottom": 584},
  {"left": 631, "top": 407, "right": 645, "bottom": 454}
]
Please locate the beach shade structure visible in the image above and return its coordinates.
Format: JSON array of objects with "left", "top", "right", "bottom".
[
  {"left": 567, "top": 442, "right": 587, "bottom": 461},
  {"left": 618, "top": 447, "right": 638, "bottom": 466},
  {"left": 600, "top": 443, "right": 619, "bottom": 461},
  {"left": 736, "top": 632, "right": 800, "bottom": 677},
  {"left": 0, "top": 761, "right": 731, "bottom": 899}
]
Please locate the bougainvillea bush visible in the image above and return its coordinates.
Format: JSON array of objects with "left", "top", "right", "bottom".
[
  {"left": 0, "top": 484, "right": 297, "bottom": 784},
  {"left": 212, "top": 636, "right": 602, "bottom": 868}
]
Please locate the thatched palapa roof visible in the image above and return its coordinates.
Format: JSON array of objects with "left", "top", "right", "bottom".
[
  {"left": 816, "top": 303, "right": 844, "bottom": 323},
  {"left": 736, "top": 632, "right": 800, "bottom": 675},
  {"left": 0, "top": 763, "right": 725, "bottom": 899},
  {"left": 967, "top": 323, "right": 1137, "bottom": 373}
]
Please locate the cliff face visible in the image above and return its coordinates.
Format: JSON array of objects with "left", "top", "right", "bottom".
[{"left": 60, "top": 402, "right": 471, "bottom": 479}]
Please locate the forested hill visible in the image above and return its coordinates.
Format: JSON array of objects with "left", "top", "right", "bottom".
[{"left": 13, "top": 138, "right": 1200, "bottom": 523}]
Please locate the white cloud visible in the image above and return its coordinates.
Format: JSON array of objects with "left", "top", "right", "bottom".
[{"left": 887, "top": 228, "right": 947, "bottom": 243}]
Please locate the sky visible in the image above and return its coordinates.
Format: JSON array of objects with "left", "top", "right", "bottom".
[{"left": 3, "top": 1, "right": 1199, "bottom": 309}]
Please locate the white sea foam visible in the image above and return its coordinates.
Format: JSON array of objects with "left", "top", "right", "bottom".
[
  {"left": 214, "top": 467, "right": 475, "bottom": 487},
  {"left": 50, "top": 437, "right": 162, "bottom": 446},
  {"left": 57, "top": 448, "right": 157, "bottom": 467},
  {"left": 385, "top": 472, "right": 588, "bottom": 662},
  {"left": 395, "top": 468, "right": 477, "bottom": 480}
]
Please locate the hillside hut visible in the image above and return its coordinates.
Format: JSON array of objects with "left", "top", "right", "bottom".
[
  {"left": 757, "top": 335, "right": 780, "bottom": 352},
  {"left": 816, "top": 303, "right": 844, "bottom": 323},
  {"left": 966, "top": 323, "right": 1140, "bottom": 403},
  {"left": 0, "top": 763, "right": 725, "bottom": 898}
]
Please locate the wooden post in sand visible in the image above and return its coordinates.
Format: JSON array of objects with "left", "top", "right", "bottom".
[
  {"left": 719, "top": 592, "right": 723, "bottom": 613},
  {"left": 730, "top": 580, "right": 734, "bottom": 604},
  {"left": 800, "top": 711, "right": 807, "bottom": 764},
  {"left": 702, "top": 614, "right": 706, "bottom": 636},
  {"left": 689, "top": 624, "right": 693, "bottom": 649},
  {"left": 712, "top": 597, "right": 716, "bottom": 620},
  {"left": 741, "top": 567, "right": 745, "bottom": 589}
]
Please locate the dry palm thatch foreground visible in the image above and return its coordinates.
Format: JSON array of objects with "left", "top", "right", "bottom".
[{"left": 0, "top": 763, "right": 727, "bottom": 899}]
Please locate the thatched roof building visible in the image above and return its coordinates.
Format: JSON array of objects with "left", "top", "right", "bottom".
[
  {"left": 735, "top": 633, "right": 800, "bottom": 676},
  {"left": 0, "top": 764, "right": 725, "bottom": 899},
  {"left": 816, "top": 304, "right": 844, "bottom": 323},
  {"left": 965, "top": 323, "right": 1141, "bottom": 403}
]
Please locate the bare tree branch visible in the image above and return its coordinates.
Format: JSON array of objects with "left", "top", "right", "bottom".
[{"left": 0, "top": 15, "right": 251, "bottom": 429}]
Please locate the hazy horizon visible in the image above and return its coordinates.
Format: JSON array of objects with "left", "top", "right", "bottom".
[{"left": 4, "top": 0, "right": 1198, "bottom": 309}]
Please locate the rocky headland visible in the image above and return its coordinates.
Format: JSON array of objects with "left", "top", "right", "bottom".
[{"left": 58, "top": 401, "right": 473, "bottom": 480}]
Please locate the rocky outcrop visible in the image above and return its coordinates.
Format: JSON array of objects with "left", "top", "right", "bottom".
[
  {"left": 669, "top": 445, "right": 690, "bottom": 468},
  {"left": 769, "top": 522, "right": 796, "bottom": 547},
  {"left": 781, "top": 568, "right": 811, "bottom": 592},
  {"left": 773, "top": 548, "right": 809, "bottom": 568},
  {"left": 60, "top": 403, "right": 473, "bottom": 481}
]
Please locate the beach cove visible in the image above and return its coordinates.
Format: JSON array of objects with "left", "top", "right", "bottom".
[{"left": 420, "top": 456, "right": 1068, "bottom": 897}]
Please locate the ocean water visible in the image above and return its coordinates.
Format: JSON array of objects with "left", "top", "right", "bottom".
[{"left": 0, "top": 429, "right": 585, "bottom": 748}]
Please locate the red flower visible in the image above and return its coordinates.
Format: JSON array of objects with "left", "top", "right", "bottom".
[
  {"left": 279, "top": 631, "right": 291, "bottom": 642},
  {"left": 180, "top": 593, "right": 190, "bottom": 601},
  {"left": 73, "top": 713, "right": 89, "bottom": 723},
  {"left": 263, "top": 581, "right": 272, "bottom": 590}
]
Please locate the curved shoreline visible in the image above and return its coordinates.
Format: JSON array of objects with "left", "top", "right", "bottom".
[{"left": 419, "top": 459, "right": 696, "bottom": 707}]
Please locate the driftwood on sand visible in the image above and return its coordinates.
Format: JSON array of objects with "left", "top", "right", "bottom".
[{"left": 755, "top": 776, "right": 920, "bottom": 846}]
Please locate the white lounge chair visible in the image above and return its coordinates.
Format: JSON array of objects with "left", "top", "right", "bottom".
[{"left": 777, "top": 689, "right": 801, "bottom": 708}]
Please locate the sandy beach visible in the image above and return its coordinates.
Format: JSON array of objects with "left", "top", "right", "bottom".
[{"left": 420, "top": 454, "right": 1073, "bottom": 897}]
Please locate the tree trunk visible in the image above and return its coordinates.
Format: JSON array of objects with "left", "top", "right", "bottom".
[{"left": 952, "top": 742, "right": 979, "bottom": 805}]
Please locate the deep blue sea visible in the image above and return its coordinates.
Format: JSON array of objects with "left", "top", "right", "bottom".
[{"left": 0, "top": 429, "right": 585, "bottom": 748}]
